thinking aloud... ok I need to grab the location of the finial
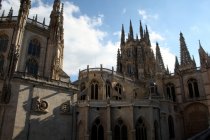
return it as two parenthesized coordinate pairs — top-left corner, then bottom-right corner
(8, 7), (13, 16)
(1, 10), (4, 18)
(43, 18), (45, 25)
(35, 14), (37, 22)
(140, 20), (144, 39)
(129, 20), (134, 39)
(61, 3), (64, 14)
(121, 24), (125, 45)
(199, 40), (202, 48)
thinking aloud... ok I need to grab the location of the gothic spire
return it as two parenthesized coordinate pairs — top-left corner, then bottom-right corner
(117, 48), (121, 72)
(50, 0), (61, 27)
(145, 25), (151, 46)
(179, 32), (193, 66)
(43, 18), (45, 25)
(156, 42), (165, 72)
(199, 40), (208, 69)
(140, 20), (143, 39)
(121, 24), (125, 46)
(128, 20), (134, 40)
(174, 56), (179, 74)
(8, 7), (13, 18)
(1, 10), (4, 18)
(0, 0), (2, 10)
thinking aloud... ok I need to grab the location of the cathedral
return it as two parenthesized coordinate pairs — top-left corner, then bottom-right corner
(0, 0), (210, 140)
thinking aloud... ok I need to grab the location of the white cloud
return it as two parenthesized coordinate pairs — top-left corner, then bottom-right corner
(2, 0), (119, 81)
(122, 8), (127, 15)
(138, 9), (158, 21)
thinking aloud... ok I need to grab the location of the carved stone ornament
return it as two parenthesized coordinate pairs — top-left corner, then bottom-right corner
(31, 97), (48, 113)
(60, 101), (71, 115)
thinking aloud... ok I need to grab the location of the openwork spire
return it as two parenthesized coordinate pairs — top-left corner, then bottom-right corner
(174, 56), (179, 74)
(156, 42), (165, 72)
(140, 20), (143, 39)
(199, 40), (208, 69)
(145, 25), (151, 46)
(128, 20), (134, 40)
(120, 24), (125, 46)
(117, 48), (121, 72)
(179, 32), (193, 66)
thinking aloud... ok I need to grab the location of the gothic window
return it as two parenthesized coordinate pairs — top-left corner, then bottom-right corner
(188, 79), (199, 98)
(0, 35), (9, 52)
(91, 80), (99, 100)
(136, 117), (147, 140)
(127, 64), (132, 75)
(149, 81), (157, 95)
(91, 118), (104, 140)
(0, 55), (4, 73)
(26, 59), (38, 75)
(106, 81), (111, 98)
(81, 82), (86, 91)
(119, 63), (122, 73)
(127, 48), (131, 57)
(166, 83), (176, 102)
(80, 82), (86, 100)
(168, 115), (175, 139)
(154, 121), (159, 140)
(115, 83), (122, 100)
(114, 119), (128, 140)
(28, 39), (40, 57)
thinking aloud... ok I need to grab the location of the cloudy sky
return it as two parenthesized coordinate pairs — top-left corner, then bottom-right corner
(2, 0), (210, 81)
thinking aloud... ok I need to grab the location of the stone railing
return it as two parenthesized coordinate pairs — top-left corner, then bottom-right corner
(188, 128), (210, 140)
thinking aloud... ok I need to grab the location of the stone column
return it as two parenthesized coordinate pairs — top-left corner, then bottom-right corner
(107, 105), (112, 140)
(130, 105), (136, 140)
(85, 105), (89, 140)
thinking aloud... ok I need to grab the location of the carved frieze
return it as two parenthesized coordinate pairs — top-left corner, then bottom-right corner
(60, 101), (71, 115)
(31, 97), (48, 113)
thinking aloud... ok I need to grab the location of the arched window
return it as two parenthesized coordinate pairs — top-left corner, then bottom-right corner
(91, 118), (104, 140)
(26, 59), (38, 75)
(136, 117), (147, 140)
(28, 39), (40, 57)
(154, 121), (159, 140)
(188, 79), (199, 98)
(149, 81), (157, 95)
(106, 81), (111, 98)
(114, 119), (127, 140)
(168, 116), (175, 139)
(0, 55), (4, 73)
(166, 83), (176, 102)
(115, 83), (122, 100)
(91, 80), (99, 100)
(80, 82), (86, 100)
(0, 35), (9, 52)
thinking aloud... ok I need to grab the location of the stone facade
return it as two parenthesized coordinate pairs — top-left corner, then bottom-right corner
(0, 0), (210, 140)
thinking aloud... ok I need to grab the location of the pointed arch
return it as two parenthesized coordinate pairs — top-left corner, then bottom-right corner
(115, 83), (122, 100)
(166, 83), (176, 102)
(154, 120), (159, 140)
(91, 118), (104, 140)
(187, 78), (199, 98)
(106, 80), (111, 98)
(114, 119), (128, 140)
(0, 34), (9, 52)
(168, 115), (175, 139)
(136, 117), (147, 140)
(26, 58), (38, 75)
(91, 80), (99, 100)
(28, 38), (41, 57)
(0, 54), (4, 74)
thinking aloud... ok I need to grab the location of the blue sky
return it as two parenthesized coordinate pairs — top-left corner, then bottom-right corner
(2, 0), (210, 81)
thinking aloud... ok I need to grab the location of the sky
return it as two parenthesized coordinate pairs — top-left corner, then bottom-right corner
(1, 0), (210, 81)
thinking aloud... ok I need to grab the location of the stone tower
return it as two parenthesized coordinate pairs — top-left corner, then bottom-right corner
(117, 20), (157, 80)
